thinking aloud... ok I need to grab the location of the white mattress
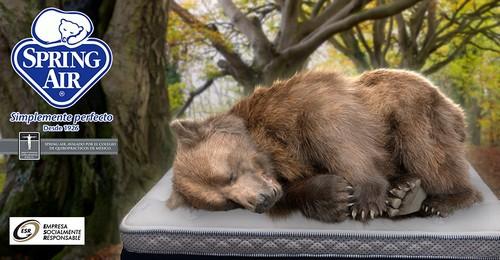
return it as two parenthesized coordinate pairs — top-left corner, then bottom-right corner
(120, 166), (500, 259)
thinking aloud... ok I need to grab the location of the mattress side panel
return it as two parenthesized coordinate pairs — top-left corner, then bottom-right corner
(121, 231), (500, 258)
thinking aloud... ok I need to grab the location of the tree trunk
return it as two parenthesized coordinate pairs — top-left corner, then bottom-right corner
(0, 0), (173, 258)
(254, 54), (309, 90)
(467, 98), (481, 146)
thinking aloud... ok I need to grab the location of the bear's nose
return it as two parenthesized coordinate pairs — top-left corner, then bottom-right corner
(254, 193), (274, 213)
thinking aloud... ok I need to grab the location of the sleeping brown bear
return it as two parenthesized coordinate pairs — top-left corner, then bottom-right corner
(166, 69), (482, 222)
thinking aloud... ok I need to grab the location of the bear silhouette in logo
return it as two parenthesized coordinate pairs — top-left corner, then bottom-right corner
(31, 8), (93, 47)
(59, 19), (87, 45)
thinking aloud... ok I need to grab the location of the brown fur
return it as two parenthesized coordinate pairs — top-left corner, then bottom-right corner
(167, 69), (482, 222)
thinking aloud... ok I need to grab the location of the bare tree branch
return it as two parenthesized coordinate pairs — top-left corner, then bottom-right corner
(480, 30), (500, 46)
(174, 0), (423, 91)
(317, 0), (366, 31)
(175, 76), (221, 118)
(311, 0), (328, 17)
(435, 0), (498, 43)
(409, 0), (429, 45)
(421, 0), (437, 54)
(332, 31), (371, 71)
(373, 16), (387, 66)
(301, 0), (352, 34)
(324, 0), (493, 73)
(355, 25), (373, 56)
(276, 0), (302, 50)
(284, 0), (422, 60)
(171, 1), (256, 87)
(438, 0), (470, 29)
(435, 0), (488, 37)
(244, 3), (277, 18)
(382, 16), (394, 56)
(217, 0), (274, 64)
(433, 19), (499, 54)
(329, 36), (351, 55)
(468, 40), (500, 53)
(422, 35), (473, 75)
(395, 12), (417, 68)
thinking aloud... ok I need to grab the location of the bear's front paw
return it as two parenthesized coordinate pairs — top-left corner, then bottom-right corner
(299, 175), (355, 223)
(350, 182), (388, 221)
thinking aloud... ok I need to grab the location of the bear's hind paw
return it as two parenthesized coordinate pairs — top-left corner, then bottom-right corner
(387, 178), (427, 217)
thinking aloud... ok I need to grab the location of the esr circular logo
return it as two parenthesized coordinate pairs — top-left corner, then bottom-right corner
(13, 219), (40, 242)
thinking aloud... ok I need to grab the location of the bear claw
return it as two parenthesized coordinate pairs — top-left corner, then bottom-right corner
(348, 181), (387, 222)
(370, 210), (376, 219)
(350, 201), (385, 221)
(387, 178), (427, 217)
(420, 204), (446, 217)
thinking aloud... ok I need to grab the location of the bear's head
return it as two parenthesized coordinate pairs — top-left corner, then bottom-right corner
(167, 114), (283, 213)
(59, 19), (83, 43)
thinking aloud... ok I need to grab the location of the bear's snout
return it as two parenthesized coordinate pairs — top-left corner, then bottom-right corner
(254, 193), (276, 213)
(224, 173), (283, 213)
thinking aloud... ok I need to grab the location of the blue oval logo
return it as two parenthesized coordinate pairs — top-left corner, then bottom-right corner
(11, 8), (112, 109)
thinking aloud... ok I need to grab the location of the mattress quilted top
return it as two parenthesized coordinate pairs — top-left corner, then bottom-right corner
(121, 165), (500, 235)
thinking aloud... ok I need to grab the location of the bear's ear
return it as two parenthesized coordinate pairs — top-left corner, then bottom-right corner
(167, 189), (186, 209)
(170, 119), (206, 147)
(78, 26), (83, 32)
(211, 115), (246, 135)
(61, 19), (68, 23)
